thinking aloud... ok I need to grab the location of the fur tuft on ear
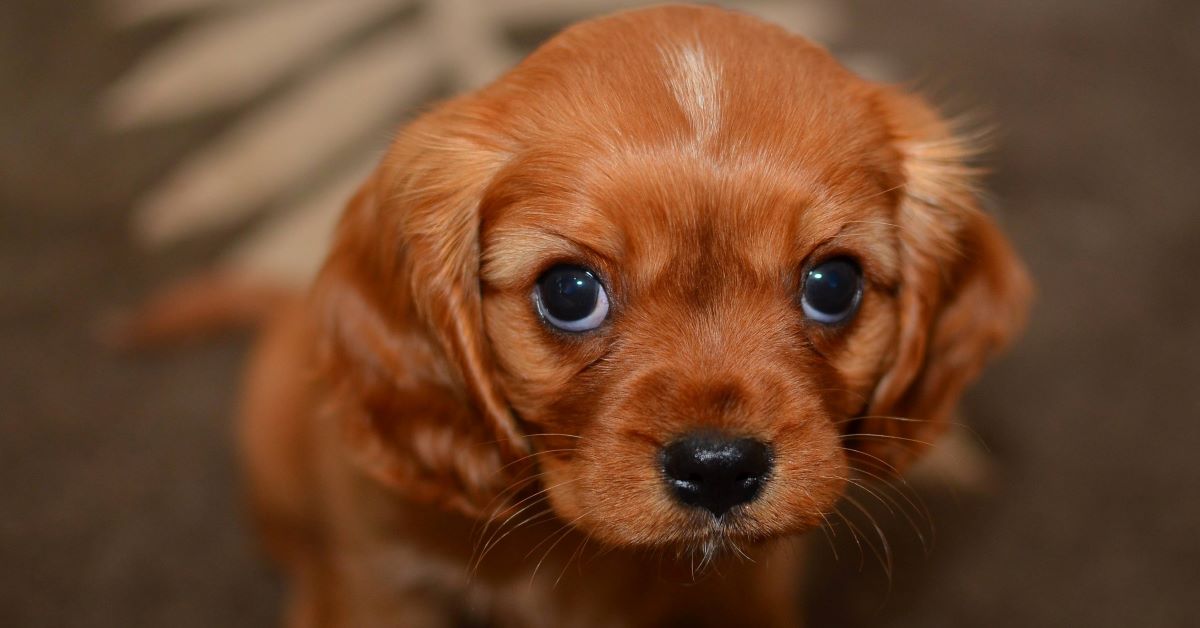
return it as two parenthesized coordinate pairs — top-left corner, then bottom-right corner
(310, 103), (529, 517)
(856, 91), (1033, 471)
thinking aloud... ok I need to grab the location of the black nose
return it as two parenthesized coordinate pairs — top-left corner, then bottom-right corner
(661, 434), (772, 517)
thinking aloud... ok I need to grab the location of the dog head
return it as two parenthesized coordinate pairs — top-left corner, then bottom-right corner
(313, 6), (1030, 550)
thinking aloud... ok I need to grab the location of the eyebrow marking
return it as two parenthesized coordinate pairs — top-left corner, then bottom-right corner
(663, 41), (722, 142)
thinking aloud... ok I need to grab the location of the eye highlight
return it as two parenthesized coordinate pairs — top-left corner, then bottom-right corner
(801, 257), (863, 325)
(534, 265), (610, 332)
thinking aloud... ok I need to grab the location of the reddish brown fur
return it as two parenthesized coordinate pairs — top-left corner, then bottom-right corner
(240, 5), (1031, 626)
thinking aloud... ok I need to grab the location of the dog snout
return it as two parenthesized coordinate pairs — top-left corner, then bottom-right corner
(661, 434), (771, 517)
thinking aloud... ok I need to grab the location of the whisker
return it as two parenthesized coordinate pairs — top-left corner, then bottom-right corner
(728, 536), (754, 564)
(845, 478), (895, 516)
(845, 464), (932, 553)
(494, 448), (577, 474)
(832, 508), (867, 571)
(472, 478), (580, 572)
(471, 432), (583, 449)
(839, 432), (938, 449)
(842, 446), (938, 549)
(817, 515), (839, 562)
(841, 445), (902, 477)
(478, 466), (555, 509)
(471, 470), (551, 542)
(800, 484), (840, 560)
(554, 529), (594, 588)
(838, 414), (990, 452)
(841, 494), (894, 593)
(471, 497), (554, 576)
(529, 510), (592, 586)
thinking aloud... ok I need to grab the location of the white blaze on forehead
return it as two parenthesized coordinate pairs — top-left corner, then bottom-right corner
(662, 42), (722, 142)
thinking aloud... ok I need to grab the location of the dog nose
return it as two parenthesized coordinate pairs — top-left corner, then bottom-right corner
(661, 434), (771, 517)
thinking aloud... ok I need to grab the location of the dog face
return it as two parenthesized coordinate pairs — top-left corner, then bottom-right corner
(479, 135), (906, 546)
(314, 6), (1030, 551)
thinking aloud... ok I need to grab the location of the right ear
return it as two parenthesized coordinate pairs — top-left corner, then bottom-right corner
(311, 105), (529, 517)
(854, 90), (1032, 471)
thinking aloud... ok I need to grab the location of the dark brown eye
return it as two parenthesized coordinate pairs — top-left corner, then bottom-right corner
(534, 265), (609, 332)
(801, 258), (863, 324)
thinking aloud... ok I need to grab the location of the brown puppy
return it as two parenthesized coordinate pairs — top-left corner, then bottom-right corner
(239, 5), (1031, 626)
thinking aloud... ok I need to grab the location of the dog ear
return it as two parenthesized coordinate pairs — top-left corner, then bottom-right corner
(854, 92), (1033, 472)
(311, 104), (529, 517)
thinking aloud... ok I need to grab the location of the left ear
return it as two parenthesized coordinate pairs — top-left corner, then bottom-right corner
(311, 102), (530, 518)
(856, 90), (1033, 471)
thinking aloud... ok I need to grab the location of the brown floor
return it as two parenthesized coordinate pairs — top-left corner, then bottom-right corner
(2, 1), (1198, 626)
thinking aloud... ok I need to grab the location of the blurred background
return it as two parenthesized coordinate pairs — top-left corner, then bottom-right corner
(2, 0), (1198, 626)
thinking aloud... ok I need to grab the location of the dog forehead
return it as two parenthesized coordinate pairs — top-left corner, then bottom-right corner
(477, 6), (901, 290)
(480, 147), (885, 289)
(580, 156), (805, 272)
(488, 4), (886, 156)
(587, 154), (890, 281)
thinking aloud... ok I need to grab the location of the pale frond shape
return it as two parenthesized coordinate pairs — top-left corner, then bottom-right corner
(132, 23), (437, 246)
(106, 0), (267, 27)
(102, 0), (403, 128)
(737, 0), (845, 43)
(489, 0), (842, 45)
(839, 51), (901, 83)
(222, 153), (380, 286)
(491, 0), (648, 25)
(109, 0), (872, 289)
(907, 428), (995, 494)
(426, 0), (520, 89)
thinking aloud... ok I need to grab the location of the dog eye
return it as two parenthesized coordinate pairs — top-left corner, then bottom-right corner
(534, 265), (610, 332)
(801, 257), (863, 324)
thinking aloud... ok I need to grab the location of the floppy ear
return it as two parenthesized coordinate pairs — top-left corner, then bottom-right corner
(855, 92), (1033, 471)
(311, 105), (529, 517)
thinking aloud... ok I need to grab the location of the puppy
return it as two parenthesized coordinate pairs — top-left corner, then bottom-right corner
(239, 5), (1031, 626)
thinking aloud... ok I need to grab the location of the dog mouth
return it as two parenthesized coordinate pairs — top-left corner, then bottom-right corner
(660, 510), (782, 571)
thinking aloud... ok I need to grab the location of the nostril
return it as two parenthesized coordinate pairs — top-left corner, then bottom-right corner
(734, 439), (770, 477)
(661, 434), (773, 517)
